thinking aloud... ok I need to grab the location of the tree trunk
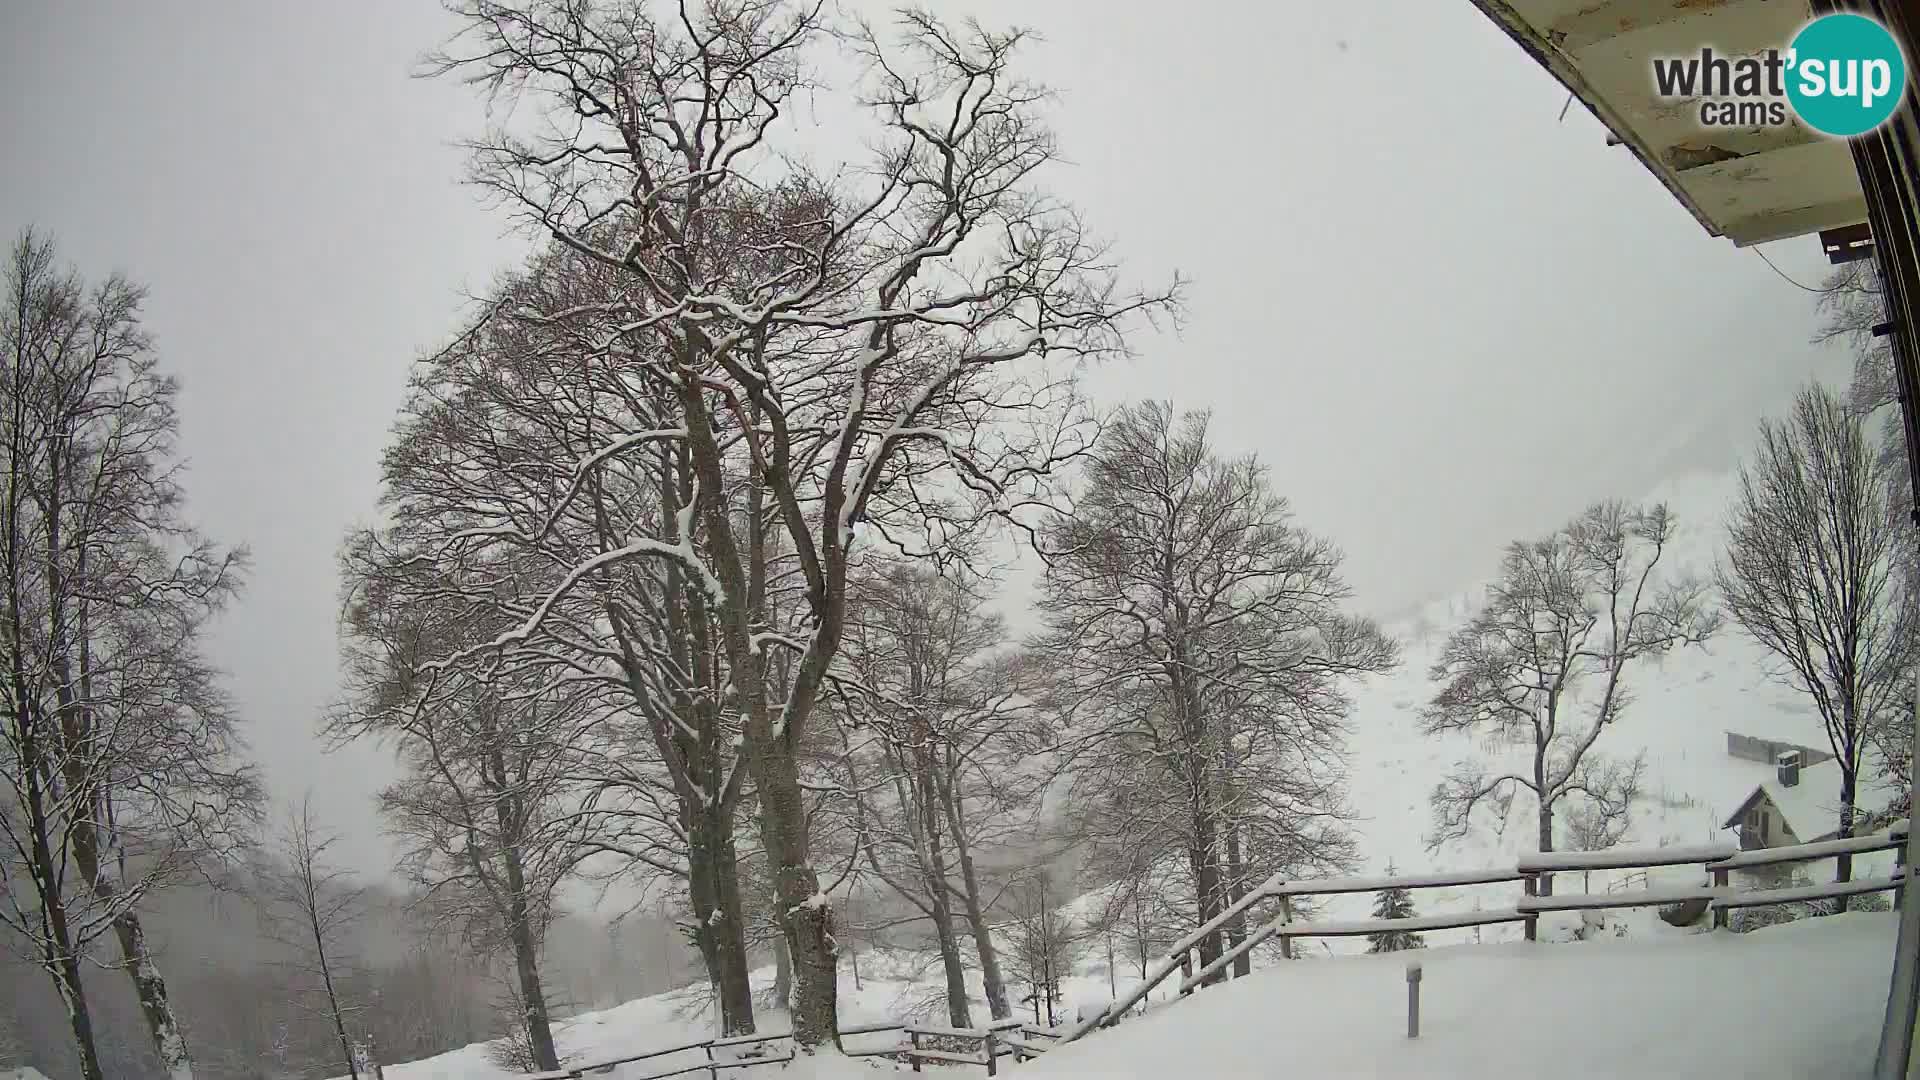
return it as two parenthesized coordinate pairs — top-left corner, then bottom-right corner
(1171, 656), (1223, 976)
(69, 819), (194, 1080)
(675, 374), (835, 1050)
(53, 946), (105, 1080)
(28, 780), (103, 1080)
(499, 840), (559, 1071)
(710, 823), (757, 1034)
(1186, 817), (1225, 978)
(1105, 933), (1116, 999)
(939, 770), (1010, 1019)
(913, 754), (970, 1028)
(506, 907), (560, 1072)
(925, 856), (971, 1028)
(773, 934), (792, 1011)
(1534, 746), (1555, 898)
(312, 901), (358, 1080)
(114, 910), (193, 1080)
(16, 710), (104, 1080)
(1223, 824), (1250, 978)
(689, 811), (756, 1035)
(746, 736), (836, 1047)
(687, 865), (724, 1024)
(1837, 764), (1859, 913)
(1536, 802), (1556, 898)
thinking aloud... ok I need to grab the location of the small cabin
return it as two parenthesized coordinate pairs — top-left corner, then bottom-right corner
(1722, 751), (1894, 852)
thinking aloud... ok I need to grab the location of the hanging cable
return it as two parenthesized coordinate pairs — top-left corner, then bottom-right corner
(1753, 247), (1825, 293)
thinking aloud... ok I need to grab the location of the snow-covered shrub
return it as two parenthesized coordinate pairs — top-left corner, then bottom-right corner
(1808, 890), (1892, 917)
(485, 1023), (543, 1073)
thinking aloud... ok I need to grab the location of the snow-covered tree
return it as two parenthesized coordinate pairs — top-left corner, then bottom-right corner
(420, 0), (1172, 1046)
(1365, 864), (1424, 953)
(1005, 871), (1079, 1027)
(1038, 402), (1394, 982)
(363, 243), (769, 1034)
(1424, 501), (1716, 893)
(0, 229), (259, 1080)
(833, 560), (1038, 1023)
(253, 796), (370, 1080)
(332, 548), (597, 1073)
(1720, 385), (1916, 904)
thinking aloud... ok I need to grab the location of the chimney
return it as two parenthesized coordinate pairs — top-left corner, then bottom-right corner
(1778, 750), (1802, 788)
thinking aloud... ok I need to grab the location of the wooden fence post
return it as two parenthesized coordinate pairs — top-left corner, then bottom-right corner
(910, 1028), (921, 1073)
(1898, 842), (1909, 911)
(704, 1040), (716, 1080)
(1523, 874), (1537, 941)
(984, 1029), (997, 1076)
(1712, 867), (1730, 929)
(1280, 894), (1295, 960)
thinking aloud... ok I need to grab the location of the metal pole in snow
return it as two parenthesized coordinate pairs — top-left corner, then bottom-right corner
(1406, 961), (1422, 1039)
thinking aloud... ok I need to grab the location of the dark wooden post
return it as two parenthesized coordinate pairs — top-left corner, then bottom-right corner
(1523, 875), (1537, 942)
(909, 1029), (921, 1073)
(1898, 840), (1909, 911)
(1279, 894), (1295, 960)
(1712, 867), (1730, 929)
(703, 1040), (717, 1080)
(984, 1029), (997, 1077)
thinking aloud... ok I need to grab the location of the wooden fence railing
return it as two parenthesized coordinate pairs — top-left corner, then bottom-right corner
(1052, 821), (1913, 1048)
(536, 824), (1912, 1075)
(556, 1015), (1048, 1079)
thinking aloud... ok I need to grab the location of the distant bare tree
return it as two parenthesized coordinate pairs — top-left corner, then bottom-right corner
(1424, 501), (1716, 892)
(1720, 384), (1916, 904)
(834, 559), (1038, 1023)
(1081, 855), (1181, 993)
(1038, 401), (1394, 979)
(1004, 871), (1079, 1027)
(1565, 799), (1633, 893)
(255, 796), (369, 1080)
(0, 229), (258, 1080)
(333, 546), (604, 1073)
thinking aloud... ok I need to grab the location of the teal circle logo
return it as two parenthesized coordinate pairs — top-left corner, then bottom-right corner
(1786, 14), (1906, 137)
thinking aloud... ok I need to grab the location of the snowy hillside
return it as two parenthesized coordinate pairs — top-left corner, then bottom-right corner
(1328, 468), (1896, 938)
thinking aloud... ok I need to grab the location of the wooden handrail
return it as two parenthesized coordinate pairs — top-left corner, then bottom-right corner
(562, 826), (1909, 1076)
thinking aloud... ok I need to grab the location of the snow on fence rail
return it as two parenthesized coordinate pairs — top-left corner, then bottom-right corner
(1051, 822), (1916, 1049)
(561, 1015), (1036, 1078)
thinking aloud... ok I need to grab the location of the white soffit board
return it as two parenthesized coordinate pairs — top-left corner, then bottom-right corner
(1471, 0), (1868, 245)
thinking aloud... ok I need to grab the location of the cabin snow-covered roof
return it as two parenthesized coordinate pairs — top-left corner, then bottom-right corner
(1721, 758), (1899, 842)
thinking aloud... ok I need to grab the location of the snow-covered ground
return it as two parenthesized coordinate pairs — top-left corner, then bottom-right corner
(1026, 912), (1901, 1080)
(355, 912), (1900, 1080)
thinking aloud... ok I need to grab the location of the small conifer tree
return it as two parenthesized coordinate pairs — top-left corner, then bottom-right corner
(1367, 863), (1427, 953)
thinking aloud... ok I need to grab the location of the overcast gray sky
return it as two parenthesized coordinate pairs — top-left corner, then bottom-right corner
(0, 2), (1847, 876)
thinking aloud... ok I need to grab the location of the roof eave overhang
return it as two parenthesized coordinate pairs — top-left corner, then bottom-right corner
(1466, 0), (1870, 247)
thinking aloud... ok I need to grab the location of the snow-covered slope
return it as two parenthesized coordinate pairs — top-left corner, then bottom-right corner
(1024, 912), (1900, 1080)
(1329, 469), (1893, 937)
